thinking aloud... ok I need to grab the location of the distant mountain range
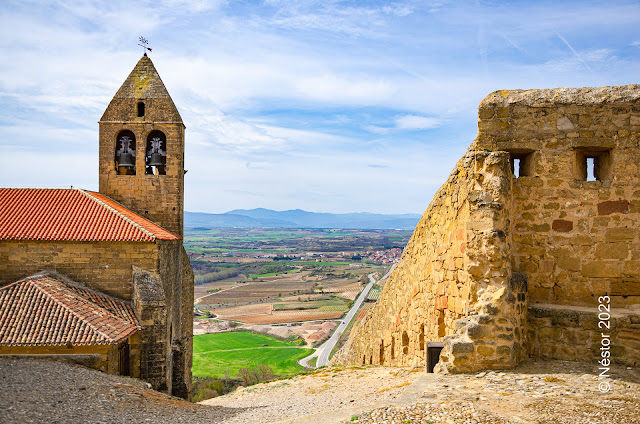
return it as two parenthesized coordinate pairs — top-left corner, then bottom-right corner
(184, 208), (421, 230)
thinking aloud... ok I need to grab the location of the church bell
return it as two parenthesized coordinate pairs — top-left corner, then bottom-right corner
(149, 152), (164, 167)
(118, 152), (135, 167)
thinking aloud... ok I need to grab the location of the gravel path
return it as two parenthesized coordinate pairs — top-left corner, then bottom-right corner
(2, 356), (638, 424)
(203, 359), (640, 424)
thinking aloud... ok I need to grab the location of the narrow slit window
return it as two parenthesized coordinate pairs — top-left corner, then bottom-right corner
(508, 151), (533, 178)
(513, 158), (521, 178)
(576, 149), (612, 182)
(137, 102), (145, 117)
(586, 157), (596, 181)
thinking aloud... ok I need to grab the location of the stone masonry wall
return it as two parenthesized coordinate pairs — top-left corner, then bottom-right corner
(130, 240), (192, 396)
(176, 248), (194, 398)
(133, 265), (169, 392)
(0, 238), (192, 394)
(99, 55), (185, 238)
(340, 85), (640, 372)
(476, 86), (640, 309)
(527, 303), (640, 367)
(336, 150), (472, 367)
(0, 240), (157, 299)
(336, 148), (525, 371)
(436, 151), (527, 372)
(99, 122), (185, 238)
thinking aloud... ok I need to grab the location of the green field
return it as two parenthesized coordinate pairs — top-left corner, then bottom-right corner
(192, 332), (312, 378)
(248, 269), (301, 279)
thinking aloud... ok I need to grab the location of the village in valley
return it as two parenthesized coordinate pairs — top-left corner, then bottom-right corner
(185, 226), (407, 381)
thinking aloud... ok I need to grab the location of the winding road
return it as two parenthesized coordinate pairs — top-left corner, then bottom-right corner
(301, 264), (396, 368)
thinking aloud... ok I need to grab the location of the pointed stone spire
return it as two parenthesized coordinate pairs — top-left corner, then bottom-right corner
(100, 55), (183, 123)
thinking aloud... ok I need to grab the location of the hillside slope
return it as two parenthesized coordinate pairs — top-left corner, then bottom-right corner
(3, 357), (638, 424)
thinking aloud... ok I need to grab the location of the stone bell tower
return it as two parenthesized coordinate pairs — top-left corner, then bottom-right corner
(99, 54), (185, 237)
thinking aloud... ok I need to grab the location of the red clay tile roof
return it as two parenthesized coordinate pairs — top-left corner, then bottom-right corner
(0, 274), (141, 346)
(0, 188), (179, 242)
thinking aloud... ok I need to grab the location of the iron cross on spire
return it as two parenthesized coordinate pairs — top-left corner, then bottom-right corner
(138, 37), (152, 56)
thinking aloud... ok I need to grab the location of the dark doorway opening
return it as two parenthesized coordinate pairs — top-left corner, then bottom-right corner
(118, 342), (130, 376)
(426, 341), (444, 373)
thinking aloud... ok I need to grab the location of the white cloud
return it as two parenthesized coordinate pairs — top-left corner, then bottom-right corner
(2, 0), (640, 214)
(160, 0), (225, 12)
(364, 115), (442, 134)
(395, 115), (441, 130)
(295, 74), (396, 104)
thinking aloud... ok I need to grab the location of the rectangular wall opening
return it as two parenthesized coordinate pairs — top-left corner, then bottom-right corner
(426, 341), (444, 373)
(586, 157), (596, 181)
(575, 149), (612, 181)
(508, 151), (534, 178)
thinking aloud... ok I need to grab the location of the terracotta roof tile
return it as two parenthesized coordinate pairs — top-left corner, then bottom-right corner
(0, 188), (179, 242)
(0, 274), (141, 346)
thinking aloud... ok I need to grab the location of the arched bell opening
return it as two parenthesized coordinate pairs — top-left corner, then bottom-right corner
(115, 130), (136, 175)
(146, 130), (166, 175)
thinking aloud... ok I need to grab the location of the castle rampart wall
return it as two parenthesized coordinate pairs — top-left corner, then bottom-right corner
(335, 148), (526, 370)
(477, 86), (640, 309)
(339, 85), (640, 371)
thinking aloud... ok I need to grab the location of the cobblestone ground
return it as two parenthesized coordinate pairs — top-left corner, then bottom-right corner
(354, 361), (640, 424)
(1, 357), (638, 424)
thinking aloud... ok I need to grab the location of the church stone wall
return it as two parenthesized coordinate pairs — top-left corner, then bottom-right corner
(97, 55), (193, 397)
(99, 122), (185, 238)
(0, 238), (193, 391)
(0, 240), (157, 299)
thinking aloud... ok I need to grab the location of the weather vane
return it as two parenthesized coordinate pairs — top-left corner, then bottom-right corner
(138, 36), (152, 56)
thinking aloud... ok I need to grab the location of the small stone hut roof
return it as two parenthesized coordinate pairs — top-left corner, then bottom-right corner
(0, 188), (179, 242)
(0, 274), (141, 346)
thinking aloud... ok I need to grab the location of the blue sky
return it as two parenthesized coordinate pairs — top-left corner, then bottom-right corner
(1, 0), (639, 214)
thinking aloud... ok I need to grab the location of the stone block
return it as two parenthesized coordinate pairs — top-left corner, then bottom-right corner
(556, 256), (581, 272)
(538, 326), (563, 340)
(557, 116), (575, 131)
(597, 200), (629, 215)
(466, 322), (485, 339)
(532, 223), (551, 232)
(581, 261), (621, 278)
(552, 219), (573, 232)
(605, 228), (636, 242)
(477, 345), (495, 356)
(497, 333), (514, 341)
(595, 243), (629, 260)
(623, 261), (640, 277)
(569, 234), (595, 245)
(548, 345), (577, 361)
(611, 279), (640, 296)
(450, 341), (474, 354)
